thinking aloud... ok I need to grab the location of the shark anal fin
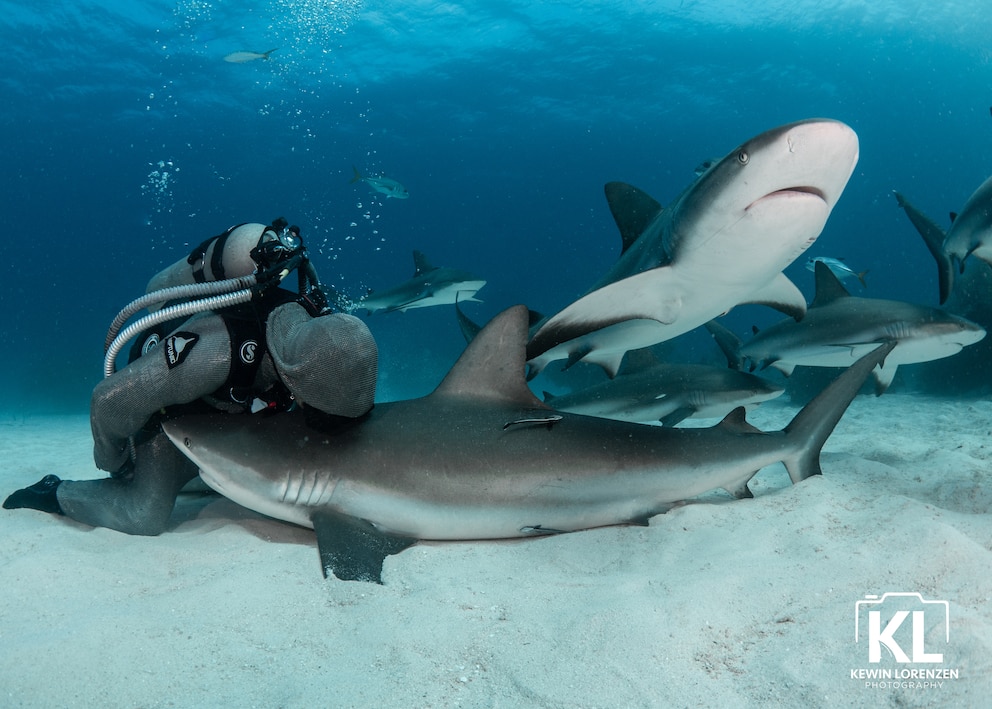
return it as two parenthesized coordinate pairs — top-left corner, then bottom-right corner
(312, 510), (416, 584)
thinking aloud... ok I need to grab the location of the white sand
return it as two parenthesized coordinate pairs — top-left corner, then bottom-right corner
(1, 394), (990, 708)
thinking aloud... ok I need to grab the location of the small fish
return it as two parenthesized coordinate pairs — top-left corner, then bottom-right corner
(224, 48), (279, 64)
(350, 166), (409, 199)
(805, 256), (867, 287)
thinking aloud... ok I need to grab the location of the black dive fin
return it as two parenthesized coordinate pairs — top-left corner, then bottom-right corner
(312, 510), (416, 584)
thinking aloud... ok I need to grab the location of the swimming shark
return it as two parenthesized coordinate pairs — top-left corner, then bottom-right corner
(542, 359), (785, 426)
(894, 178), (992, 305)
(163, 305), (892, 584)
(734, 261), (985, 394)
(525, 119), (860, 378)
(350, 166), (409, 199)
(355, 251), (486, 315)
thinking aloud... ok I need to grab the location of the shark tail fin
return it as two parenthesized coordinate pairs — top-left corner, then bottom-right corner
(780, 341), (895, 483)
(262, 48), (279, 59)
(893, 191), (954, 304)
(350, 166), (362, 184)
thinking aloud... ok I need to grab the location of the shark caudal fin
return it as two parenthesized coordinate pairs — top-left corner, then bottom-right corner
(780, 341), (896, 483)
(893, 191), (954, 304)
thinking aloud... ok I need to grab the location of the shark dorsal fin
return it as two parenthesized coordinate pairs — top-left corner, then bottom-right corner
(717, 407), (762, 434)
(412, 250), (436, 277)
(434, 305), (549, 408)
(811, 260), (851, 308)
(604, 182), (664, 255)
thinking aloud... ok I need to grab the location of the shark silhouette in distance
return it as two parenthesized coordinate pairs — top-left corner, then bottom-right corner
(721, 261), (985, 395)
(894, 178), (992, 304)
(525, 119), (860, 379)
(164, 305), (893, 584)
(350, 166), (409, 199)
(355, 250), (486, 315)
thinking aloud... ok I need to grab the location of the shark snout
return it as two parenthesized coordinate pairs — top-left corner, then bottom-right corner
(768, 119), (859, 209)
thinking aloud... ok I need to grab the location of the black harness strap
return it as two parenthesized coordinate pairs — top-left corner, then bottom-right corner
(187, 223), (246, 283)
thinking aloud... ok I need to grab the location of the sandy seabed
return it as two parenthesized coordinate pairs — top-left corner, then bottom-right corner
(0, 393), (989, 708)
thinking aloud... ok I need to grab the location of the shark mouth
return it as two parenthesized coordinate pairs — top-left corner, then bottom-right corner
(746, 185), (828, 211)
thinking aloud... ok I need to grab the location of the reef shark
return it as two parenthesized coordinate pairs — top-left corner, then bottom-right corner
(164, 305), (892, 584)
(350, 166), (409, 199)
(542, 359), (784, 427)
(733, 261), (985, 394)
(355, 250), (486, 314)
(526, 119), (860, 378)
(894, 177), (992, 304)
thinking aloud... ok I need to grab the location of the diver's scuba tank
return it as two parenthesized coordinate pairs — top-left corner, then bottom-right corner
(103, 218), (327, 377)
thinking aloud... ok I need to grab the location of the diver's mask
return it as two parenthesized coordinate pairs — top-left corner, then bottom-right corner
(250, 223), (304, 271)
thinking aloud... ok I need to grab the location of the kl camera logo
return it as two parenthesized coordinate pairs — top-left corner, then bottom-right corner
(854, 592), (949, 663)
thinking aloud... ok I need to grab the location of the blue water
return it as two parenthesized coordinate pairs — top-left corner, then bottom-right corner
(3, 0), (991, 412)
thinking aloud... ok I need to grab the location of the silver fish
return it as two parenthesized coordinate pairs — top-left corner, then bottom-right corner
(223, 48), (278, 63)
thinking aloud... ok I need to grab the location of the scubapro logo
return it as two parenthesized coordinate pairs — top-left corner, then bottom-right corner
(141, 333), (161, 356)
(240, 340), (258, 365)
(165, 332), (199, 369)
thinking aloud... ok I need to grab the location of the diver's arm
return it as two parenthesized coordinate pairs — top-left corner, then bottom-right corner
(90, 312), (232, 472)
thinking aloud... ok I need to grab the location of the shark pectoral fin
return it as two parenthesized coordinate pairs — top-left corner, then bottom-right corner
(526, 268), (683, 360)
(724, 477), (756, 500)
(659, 406), (695, 427)
(770, 361), (795, 377)
(311, 510), (416, 584)
(743, 273), (807, 321)
(872, 362), (898, 396)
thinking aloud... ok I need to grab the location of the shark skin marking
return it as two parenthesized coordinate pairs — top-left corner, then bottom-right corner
(165, 306), (891, 584)
(526, 119), (860, 378)
(736, 261), (986, 395)
(356, 250), (486, 315)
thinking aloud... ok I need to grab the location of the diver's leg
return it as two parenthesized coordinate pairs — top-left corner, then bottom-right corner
(56, 431), (198, 536)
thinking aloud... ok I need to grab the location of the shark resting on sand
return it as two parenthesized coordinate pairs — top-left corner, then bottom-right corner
(526, 118), (860, 378)
(355, 250), (486, 315)
(164, 306), (893, 584)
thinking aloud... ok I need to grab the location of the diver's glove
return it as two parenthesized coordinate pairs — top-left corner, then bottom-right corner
(3, 475), (64, 515)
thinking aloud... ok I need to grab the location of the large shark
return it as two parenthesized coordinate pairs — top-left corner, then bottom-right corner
(733, 261), (985, 394)
(164, 305), (891, 584)
(526, 119), (860, 378)
(355, 250), (486, 315)
(894, 178), (992, 304)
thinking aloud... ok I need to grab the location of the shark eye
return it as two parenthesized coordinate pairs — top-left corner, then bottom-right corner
(737, 150), (750, 165)
(183, 437), (192, 448)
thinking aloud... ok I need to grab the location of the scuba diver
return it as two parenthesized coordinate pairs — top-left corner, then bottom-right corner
(3, 218), (378, 535)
